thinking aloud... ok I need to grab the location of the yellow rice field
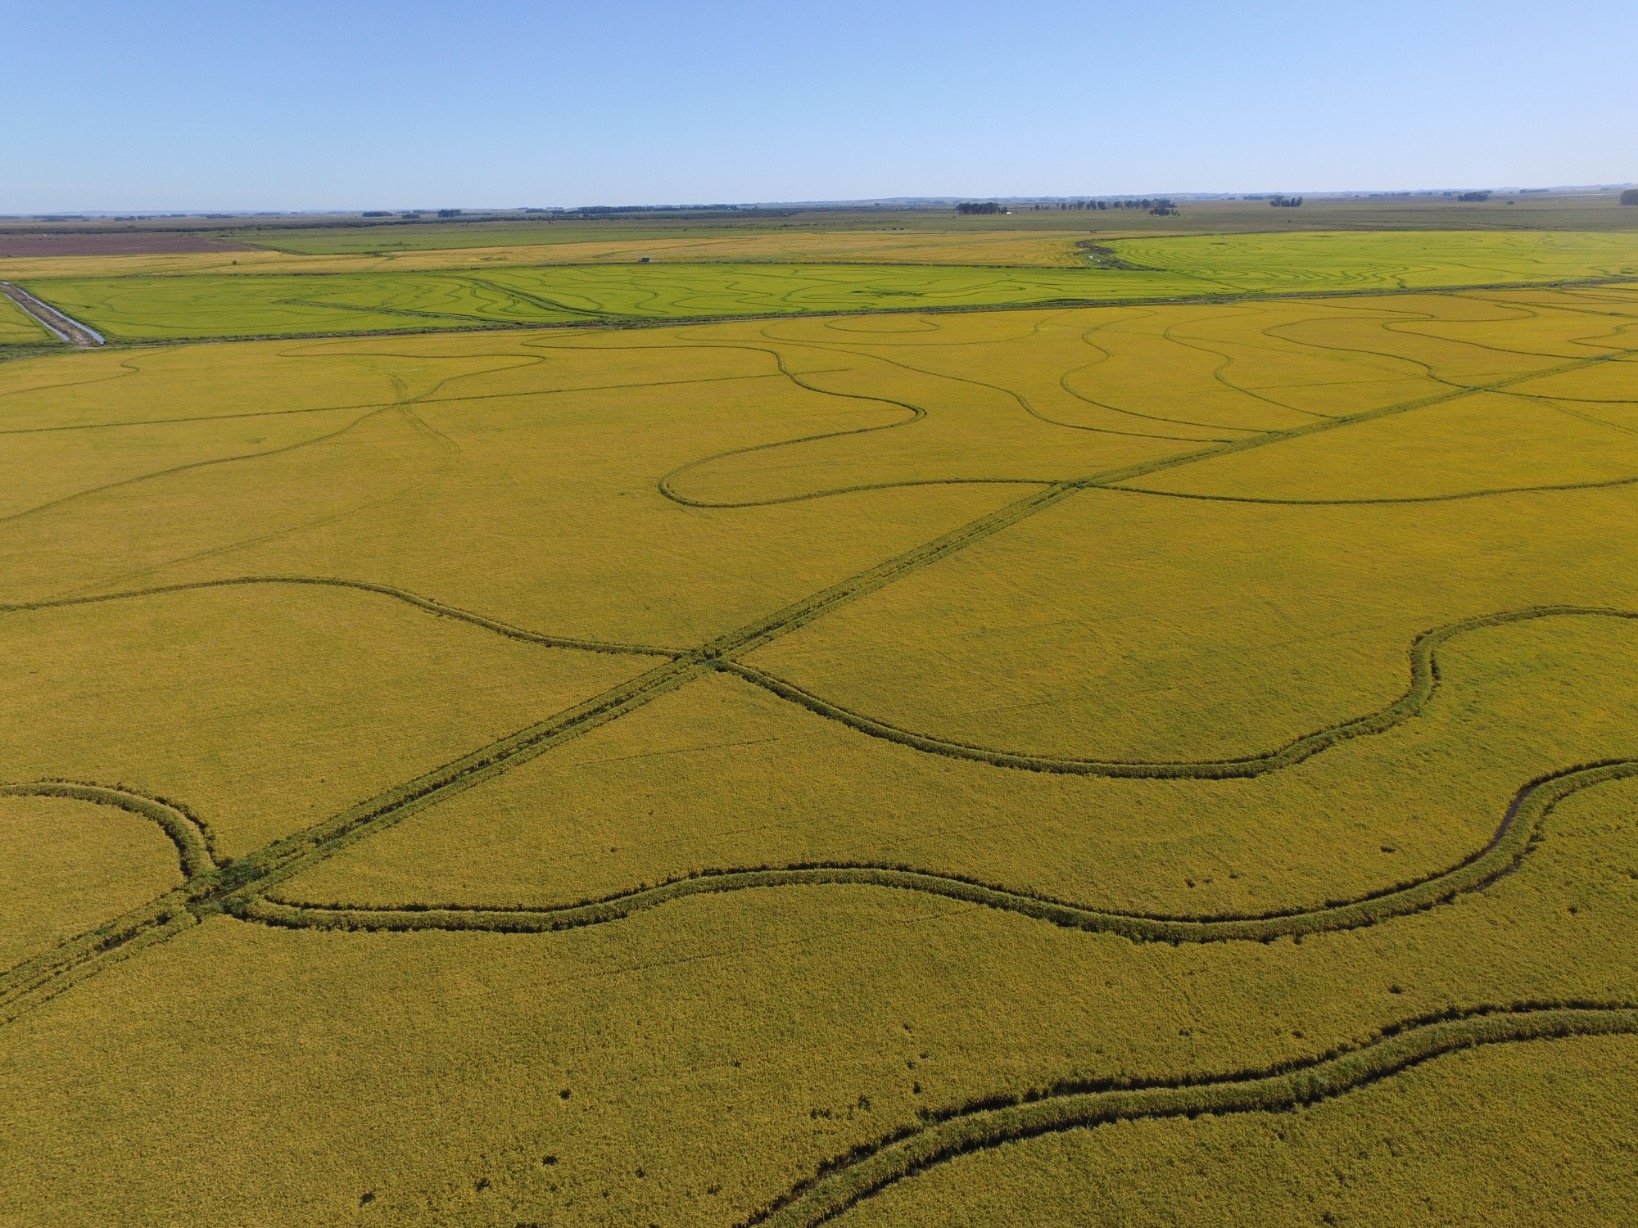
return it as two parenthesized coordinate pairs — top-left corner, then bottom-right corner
(1, 272), (1634, 1224)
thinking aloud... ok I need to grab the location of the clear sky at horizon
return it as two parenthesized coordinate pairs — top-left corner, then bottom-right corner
(4, 0), (1634, 213)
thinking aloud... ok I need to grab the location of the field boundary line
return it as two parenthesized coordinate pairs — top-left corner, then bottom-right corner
(0, 576), (682, 659)
(1106, 473), (1638, 506)
(0, 659), (710, 1021)
(0, 779), (214, 878)
(663, 332), (1634, 513)
(0, 781), (214, 1024)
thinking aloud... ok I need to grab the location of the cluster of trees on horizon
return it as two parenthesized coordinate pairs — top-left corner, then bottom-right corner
(944, 187), (1638, 215)
(1030, 199), (1176, 212)
(957, 199), (1184, 216)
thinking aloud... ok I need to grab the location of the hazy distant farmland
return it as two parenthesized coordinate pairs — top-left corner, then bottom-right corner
(0, 226), (1635, 1225)
(226, 193), (1638, 255)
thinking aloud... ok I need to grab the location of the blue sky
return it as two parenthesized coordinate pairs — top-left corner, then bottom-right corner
(4, 0), (1634, 212)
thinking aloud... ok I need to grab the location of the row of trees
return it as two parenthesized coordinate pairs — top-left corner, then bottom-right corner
(959, 198), (1193, 214)
(1028, 199), (1176, 212)
(1269, 195), (1304, 208)
(1621, 189), (1638, 206)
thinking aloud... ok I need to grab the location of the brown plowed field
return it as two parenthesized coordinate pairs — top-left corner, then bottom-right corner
(0, 233), (252, 257)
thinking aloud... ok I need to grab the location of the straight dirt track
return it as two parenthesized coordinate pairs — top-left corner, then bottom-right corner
(0, 282), (103, 346)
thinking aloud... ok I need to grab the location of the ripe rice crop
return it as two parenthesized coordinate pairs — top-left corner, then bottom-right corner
(0, 273), (1634, 1224)
(0, 292), (52, 345)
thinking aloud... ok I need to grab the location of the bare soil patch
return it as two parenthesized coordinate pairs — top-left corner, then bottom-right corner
(0, 233), (253, 257)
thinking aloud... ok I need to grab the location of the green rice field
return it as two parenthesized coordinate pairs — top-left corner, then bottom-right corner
(19, 230), (1638, 342)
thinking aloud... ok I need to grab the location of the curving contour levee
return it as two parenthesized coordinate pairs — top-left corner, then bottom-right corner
(722, 606), (1638, 778)
(0, 779), (214, 879)
(0, 781), (215, 1022)
(242, 758), (1638, 942)
(0, 574), (682, 659)
(737, 1002), (1638, 1227)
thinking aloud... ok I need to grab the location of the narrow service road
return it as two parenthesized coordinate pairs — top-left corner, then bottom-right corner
(0, 282), (104, 346)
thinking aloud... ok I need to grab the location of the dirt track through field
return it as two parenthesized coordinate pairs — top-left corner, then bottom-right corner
(0, 282), (104, 346)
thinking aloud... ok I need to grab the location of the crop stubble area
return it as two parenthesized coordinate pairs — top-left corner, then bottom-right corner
(0, 238), (1636, 1226)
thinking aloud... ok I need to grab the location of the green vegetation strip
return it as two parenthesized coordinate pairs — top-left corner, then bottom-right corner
(739, 1003), (1638, 1227)
(18, 259), (1638, 343)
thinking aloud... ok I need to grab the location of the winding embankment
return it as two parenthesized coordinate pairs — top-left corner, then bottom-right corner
(738, 1003), (1638, 1227)
(2, 579), (1633, 951)
(244, 758), (1638, 941)
(725, 607), (1638, 778)
(0, 782), (214, 1023)
(0, 779), (214, 878)
(0, 575), (680, 659)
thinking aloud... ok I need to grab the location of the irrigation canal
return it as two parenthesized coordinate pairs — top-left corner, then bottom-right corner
(0, 282), (105, 346)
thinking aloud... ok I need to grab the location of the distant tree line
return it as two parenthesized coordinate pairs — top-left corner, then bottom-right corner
(1269, 196), (1304, 208)
(1027, 199), (1179, 213)
(577, 203), (780, 215)
(1455, 190), (1492, 202)
(956, 202), (1005, 215)
(1622, 189), (1638, 206)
